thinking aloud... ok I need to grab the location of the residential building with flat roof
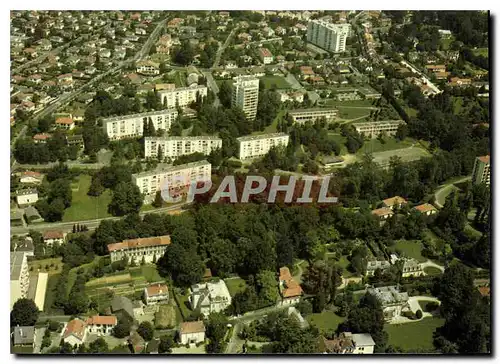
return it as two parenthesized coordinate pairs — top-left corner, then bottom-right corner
(102, 109), (178, 141)
(158, 85), (208, 108)
(232, 76), (260, 121)
(236, 133), (289, 160)
(144, 136), (222, 160)
(472, 155), (490, 186)
(11, 252), (30, 309)
(352, 120), (406, 138)
(132, 160), (212, 202)
(307, 20), (351, 53)
(288, 108), (338, 124)
(27, 272), (48, 311)
(108, 235), (171, 264)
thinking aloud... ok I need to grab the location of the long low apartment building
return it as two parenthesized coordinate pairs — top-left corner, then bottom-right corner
(158, 85), (208, 108)
(11, 252), (30, 309)
(108, 235), (171, 264)
(237, 133), (289, 160)
(144, 136), (222, 160)
(132, 160), (212, 202)
(288, 108), (338, 124)
(352, 120), (406, 138)
(102, 109), (178, 140)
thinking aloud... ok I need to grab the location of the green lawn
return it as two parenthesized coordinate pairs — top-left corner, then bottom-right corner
(472, 47), (488, 57)
(404, 107), (418, 117)
(225, 277), (247, 297)
(418, 300), (439, 312)
(260, 75), (290, 89)
(357, 138), (414, 155)
(67, 256), (102, 295)
(43, 273), (61, 313)
(141, 264), (163, 282)
(465, 223), (482, 238)
(174, 288), (193, 319)
(424, 267), (443, 276)
(385, 317), (445, 352)
(306, 311), (344, 334)
(62, 174), (112, 222)
(174, 71), (187, 87)
(440, 36), (454, 51)
(322, 99), (377, 108)
(391, 240), (427, 263)
(337, 107), (372, 120)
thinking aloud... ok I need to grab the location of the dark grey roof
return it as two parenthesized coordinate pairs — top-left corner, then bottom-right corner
(10, 252), (26, 281)
(111, 296), (134, 319)
(16, 237), (34, 253)
(13, 326), (35, 345)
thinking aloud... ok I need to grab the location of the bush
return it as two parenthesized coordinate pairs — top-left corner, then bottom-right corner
(48, 321), (60, 331)
(296, 300), (313, 316)
(415, 309), (423, 319)
(423, 301), (439, 312)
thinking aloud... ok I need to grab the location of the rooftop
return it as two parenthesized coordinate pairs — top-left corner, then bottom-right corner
(108, 235), (171, 252)
(237, 132), (288, 142)
(146, 283), (169, 297)
(63, 318), (87, 340)
(413, 203), (437, 213)
(180, 320), (206, 334)
(477, 155), (490, 164)
(131, 160), (211, 179)
(382, 196), (408, 207)
(101, 109), (177, 124)
(10, 252), (26, 281)
(145, 136), (222, 142)
(86, 315), (118, 326)
(371, 207), (394, 217)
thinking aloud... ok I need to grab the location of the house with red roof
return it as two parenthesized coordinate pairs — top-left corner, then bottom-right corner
(144, 283), (169, 305)
(43, 231), (66, 246)
(63, 319), (87, 346)
(55, 117), (75, 130)
(413, 203), (438, 216)
(278, 267), (303, 306)
(86, 315), (118, 336)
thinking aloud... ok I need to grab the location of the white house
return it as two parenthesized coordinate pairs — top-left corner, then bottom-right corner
(16, 189), (38, 206)
(86, 315), (118, 336)
(367, 286), (410, 321)
(63, 319), (87, 346)
(189, 280), (232, 316)
(179, 321), (205, 345)
(43, 231), (66, 246)
(144, 283), (169, 305)
(401, 258), (424, 278)
(108, 235), (171, 264)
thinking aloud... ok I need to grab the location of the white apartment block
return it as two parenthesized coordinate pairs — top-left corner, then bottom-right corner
(102, 109), (178, 141)
(237, 133), (290, 160)
(307, 20), (351, 53)
(158, 85), (208, 109)
(11, 252), (30, 309)
(108, 235), (172, 264)
(472, 155), (490, 186)
(288, 108), (338, 124)
(232, 76), (260, 121)
(352, 120), (406, 138)
(144, 136), (222, 160)
(131, 160), (212, 201)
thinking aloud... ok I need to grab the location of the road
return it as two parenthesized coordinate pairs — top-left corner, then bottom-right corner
(11, 203), (188, 235)
(213, 26), (238, 69)
(135, 17), (167, 61)
(14, 161), (106, 171)
(203, 70), (220, 107)
(434, 176), (471, 208)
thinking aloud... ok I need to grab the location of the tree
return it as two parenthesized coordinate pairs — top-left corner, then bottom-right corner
(152, 191), (164, 208)
(158, 334), (174, 353)
(137, 321), (154, 341)
(157, 244), (205, 287)
(11, 298), (39, 326)
(205, 312), (228, 353)
(256, 270), (279, 305)
(218, 81), (233, 108)
(113, 320), (131, 338)
(108, 182), (143, 216)
(88, 338), (109, 353)
(88, 176), (105, 196)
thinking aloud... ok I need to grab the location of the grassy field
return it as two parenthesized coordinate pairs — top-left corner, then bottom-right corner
(391, 240), (427, 262)
(357, 138), (415, 155)
(225, 277), (247, 297)
(337, 107), (372, 120)
(43, 273), (61, 313)
(28, 257), (63, 275)
(62, 174), (112, 222)
(404, 107), (418, 118)
(385, 317), (445, 352)
(154, 304), (178, 328)
(306, 311), (344, 334)
(175, 288), (193, 319)
(67, 256), (103, 296)
(372, 146), (430, 168)
(260, 75), (291, 89)
(424, 267), (443, 276)
(472, 47), (488, 57)
(322, 99), (377, 108)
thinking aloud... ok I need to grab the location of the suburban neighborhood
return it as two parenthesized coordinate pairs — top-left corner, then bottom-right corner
(10, 10), (490, 355)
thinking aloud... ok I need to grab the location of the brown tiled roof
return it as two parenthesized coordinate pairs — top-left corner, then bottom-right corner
(22, 171), (42, 178)
(279, 266), (303, 298)
(107, 235), (171, 252)
(55, 117), (74, 125)
(478, 286), (490, 297)
(180, 321), (205, 334)
(371, 207), (394, 217)
(320, 335), (354, 353)
(43, 230), (64, 240)
(414, 203), (437, 213)
(382, 196), (407, 207)
(63, 319), (86, 340)
(478, 155), (490, 164)
(33, 133), (52, 140)
(86, 315), (117, 326)
(146, 283), (168, 297)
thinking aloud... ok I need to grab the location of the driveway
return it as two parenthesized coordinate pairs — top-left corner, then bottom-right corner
(434, 176), (471, 208)
(388, 296), (441, 325)
(33, 328), (46, 354)
(421, 260), (445, 273)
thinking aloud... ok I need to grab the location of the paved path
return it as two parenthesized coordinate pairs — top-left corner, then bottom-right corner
(202, 70), (220, 107)
(388, 296), (440, 325)
(434, 176), (471, 208)
(292, 260), (306, 284)
(11, 203), (188, 235)
(213, 26), (238, 69)
(421, 260), (445, 273)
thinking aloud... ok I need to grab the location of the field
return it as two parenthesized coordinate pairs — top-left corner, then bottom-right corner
(86, 273), (132, 287)
(357, 138), (415, 155)
(385, 317), (445, 352)
(390, 240), (427, 263)
(404, 107), (418, 118)
(472, 47), (488, 57)
(174, 288), (193, 319)
(371, 146), (430, 168)
(321, 99), (377, 108)
(306, 311), (344, 334)
(337, 107), (372, 120)
(424, 267), (443, 276)
(154, 304), (178, 328)
(225, 277), (247, 297)
(260, 75), (291, 89)
(28, 257), (63, 275)
(43, 273), (62, 313)
(62, 174), (112, 222)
